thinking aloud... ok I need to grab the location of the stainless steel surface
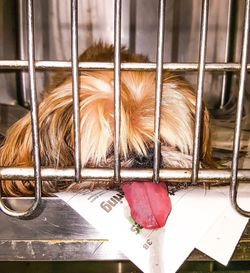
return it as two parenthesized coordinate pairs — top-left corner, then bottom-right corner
(16, 0), (132, 105)
(230, 0), (250, 218)
(11, 0), (245, 108)
(192, 0), (209, 185)
(134, 0), (246, 109)
(220, 0), (234, 109)
(0, 167), (250, 183)
(17, 0), (50, 105)
(153, 0), (166, 184)
(0, 197), (249, 261)
(0, 197), (126, 261)
(114, 0), (122, 185)
(71, 0), (81, 183)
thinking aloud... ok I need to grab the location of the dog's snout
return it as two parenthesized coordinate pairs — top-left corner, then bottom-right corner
(133, 148), (159, 168)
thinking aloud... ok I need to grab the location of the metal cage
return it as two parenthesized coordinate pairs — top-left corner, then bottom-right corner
(0, 0), (249, 266)
(0, 0), (249, 218)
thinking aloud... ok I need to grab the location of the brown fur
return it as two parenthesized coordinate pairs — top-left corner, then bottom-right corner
(0, 43), (211, 196)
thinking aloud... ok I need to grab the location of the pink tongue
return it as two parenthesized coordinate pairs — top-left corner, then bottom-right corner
(121, 181), (172, 229)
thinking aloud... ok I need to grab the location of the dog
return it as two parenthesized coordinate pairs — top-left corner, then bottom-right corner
(0, 43), (211, 228)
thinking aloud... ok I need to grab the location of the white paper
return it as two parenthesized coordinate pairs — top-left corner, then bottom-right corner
(57, 189), (164, 273)
(196, 185), (250, 265)
(56, 185), (250, 273)
(162, 188), (228, 273)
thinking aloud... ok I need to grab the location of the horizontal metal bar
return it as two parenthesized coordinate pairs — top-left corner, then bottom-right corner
(2, 60), (250, 72)
(0, 167), (249, 183)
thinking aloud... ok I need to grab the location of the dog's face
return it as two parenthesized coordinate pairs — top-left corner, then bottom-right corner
(80, 71), (195, 167)
(45, 70), (208, 170)
(0, 44), (211, 228)
(0, 70), (211, 190)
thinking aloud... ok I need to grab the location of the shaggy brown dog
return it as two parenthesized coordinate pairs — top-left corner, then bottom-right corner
(0, 43), (211, 195)
(0, 43), (211, 228)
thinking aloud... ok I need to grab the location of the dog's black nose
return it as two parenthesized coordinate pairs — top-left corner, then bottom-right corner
(133, 148), (161, 168)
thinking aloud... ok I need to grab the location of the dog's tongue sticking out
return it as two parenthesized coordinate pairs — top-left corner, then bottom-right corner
(122, 181), (171, 229)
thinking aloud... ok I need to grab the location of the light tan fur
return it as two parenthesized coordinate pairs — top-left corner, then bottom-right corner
(0, 44), (211, 196)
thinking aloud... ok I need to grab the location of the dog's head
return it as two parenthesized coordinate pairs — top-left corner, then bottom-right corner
(42, 69), (211, 229)
(41, 69), (211, 170)
(0, 43), (211, 228)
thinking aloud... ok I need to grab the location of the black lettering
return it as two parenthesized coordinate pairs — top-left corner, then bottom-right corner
(131, 223), (143, 234)
(100, 201), (112, 213)
(143, 243), (149, 250)
(112, 193), (124, 203)
(107, 197), (118, 207)
(147, 239), (152, 246)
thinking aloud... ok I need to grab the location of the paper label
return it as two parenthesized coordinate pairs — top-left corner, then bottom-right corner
(57, 185), (249, 273)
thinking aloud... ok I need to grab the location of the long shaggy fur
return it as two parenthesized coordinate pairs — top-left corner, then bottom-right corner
(0, 43), (211, 196)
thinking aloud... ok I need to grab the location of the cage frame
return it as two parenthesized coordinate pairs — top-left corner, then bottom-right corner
(0, 0), (249, 219)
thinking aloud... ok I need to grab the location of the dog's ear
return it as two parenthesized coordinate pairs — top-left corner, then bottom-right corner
(0, 114), (34, 196)
(0, 78), (76, 196)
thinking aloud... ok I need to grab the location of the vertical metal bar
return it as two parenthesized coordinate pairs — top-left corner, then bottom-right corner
(114, 0), (122, 185)
(220, 0), (233, 109)
(71, 0), (81, 182)
(25, 0), (42, 211)
(0, 0), (42, 218)
(191, 0), (209, 184)
(27, 0), (42, 200)
(17, 0), (30, 107)
(230, 0), (250, 217)
(153, 0), (166, 184)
